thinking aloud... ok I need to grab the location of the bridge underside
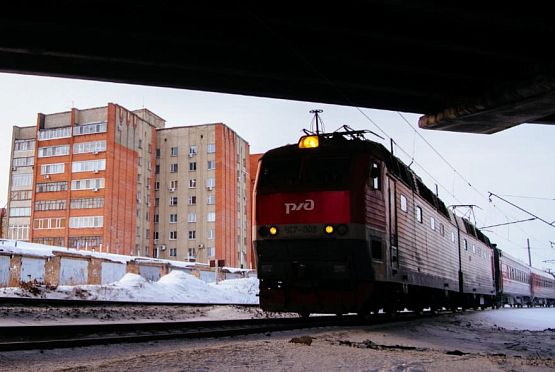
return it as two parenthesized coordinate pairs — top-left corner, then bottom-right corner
(1, 2), (554, 134)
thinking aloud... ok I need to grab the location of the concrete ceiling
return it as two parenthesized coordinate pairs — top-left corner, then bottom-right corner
(1, 2), (555, 134)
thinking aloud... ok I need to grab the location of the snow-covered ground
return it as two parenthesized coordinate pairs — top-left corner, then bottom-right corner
(0, 270), (259, 304)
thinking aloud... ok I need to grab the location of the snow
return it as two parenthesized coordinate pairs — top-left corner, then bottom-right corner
(468, 307), (555, 331)
(0, 270), (259, 304)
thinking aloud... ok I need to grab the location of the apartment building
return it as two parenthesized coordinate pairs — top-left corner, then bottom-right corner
(6, 105), (254, 268)
(6, 103), (164, 256)
(154, 124), (252, 268)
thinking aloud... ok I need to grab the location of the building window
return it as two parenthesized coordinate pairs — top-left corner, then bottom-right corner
(169, 213), (178, 223)
(14, 139), (35, 152)
(188, 230), (196, 240)
(33, 218), (65, 229)
(73, 140), (106, 154)
(189, 145), (197, 156)
(370, 162), (380, 190)
(35, 199), (67, 211)
(206, 178), (215, 189)
(10, 190), (32, 201)
(170, 163), (178, 173)
(9, 207), (31, 217)
(430, 217), (436, 231)
(36, 181), (67, 193)
(156, 148), (160, 158)
(12, 174), (33, 188)
(171, 147), (178, 157)
(13, 156), (35, 167)
(73, 122), (107, 136)
(72, 159), (106, 173)
(169, 248), (177, 256)
(415, 206), (422, 223)
(451, 231), (456, 243)
(67, 236), (102, 250)
(38, 145), (70, 158)
(8, 224), (29, 240)
(464, 239), (468, 251)
(155, 165), (160, 174)
(189, 179), (197, 188)
(153, 231), (159, 241)
(188, 248), (196, 259)
(33, 237), (65, 247)
(169, 231), (177, 240)
(69, 216), (103, 228)
(207, 195), (216, 205)
(154, 181), (160, 190)
(41, 163), (65, 175)
(169, 180), (178, 191)
(207, 160), (216, 170)
(400, 194), (408, 212)
(187, 212), (197, 223)
(440, 223), (445, 237)
(207, 229), (215, 240)
(38, 126), (71, 140)
(207, 212), (216, 222)
(189, 162), (197, 171)
(188, 196), (197, 205)
(71, 178), (105, 191)
(170, 196), (178, 206)
(207, 143), (216, 153)
(154, 214), (159, 223)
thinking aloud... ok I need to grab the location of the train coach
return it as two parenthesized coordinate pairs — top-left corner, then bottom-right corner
(253, 124), (554, 316)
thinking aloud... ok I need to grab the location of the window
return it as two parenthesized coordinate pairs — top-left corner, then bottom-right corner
(73, 122), (107, 136)
(38, 145), (70, 157)
(14, 139), (35, 152)
(430, 216), (436, 231)
(440, 223), (445, 237)
(71, 178), (105, 190)
(69, 216), (103, 228)
(72, 159), (106, 173)
(400, 194), (407, 212)
(68, 236), (102, 249)
(451, 231), (456, 243)
(41, 163), (64, 175)
(154, 214), (159, 223)
(188, 212), (197, 223)
(73, 140), (106, 154)
(35, 200), (66, 211)
(34, 237), (64, 247)
(189, 179), (197, 188)
(36, 181), (67, 192)
(10, 207), (31, 217)
(464, 239), (468, 251)
(207, 160), (216, 170)
(207, 195), (216, 205)
(188, 248), (196, 259)
(207, 177), (215, 189)
(207, 247), (215, 257)
(415, 206), (422, 223)
(169, 214), (178, 223)
(207, 143), (215, 153)
(156, 148), (160, 158)
(188, 230), (196, 240)
(207, 229), (215, 240)
(371, 240), (383, 260)
(155, 165), (160, 174)
(12, 174), (32, 188)
(169, 180), (178, 190)
(33, 218), (65, 229)
(13, 156), (34, 167)
(188, 196), (197, 205)
(189, 162), (197, 171)
(170, 163), (178, 173)
(38, 127), (71, 140)
(153, 231), (159, 241)
(207, 212), (216, 222)
(169, 231), (177, 240)
(189, 145), (197, 156)
(8, 224), (29, 240)
(370, 162), (380, 189)
(171, 147), (178, 156)
(154, 181), (160, 190)
(169, 248), (177, 257)
(10, 190), (32, 201)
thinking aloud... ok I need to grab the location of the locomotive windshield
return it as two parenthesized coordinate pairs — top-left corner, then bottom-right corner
(257, 155), (351, 192)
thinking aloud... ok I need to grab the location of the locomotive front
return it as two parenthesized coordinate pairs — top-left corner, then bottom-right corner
(254, 133), (372, 316)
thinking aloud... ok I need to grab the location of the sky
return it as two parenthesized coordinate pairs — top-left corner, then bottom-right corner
(0, 72), (554, 272)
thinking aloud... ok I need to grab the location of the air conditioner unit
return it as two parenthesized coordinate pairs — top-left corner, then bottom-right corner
(43, 174), (50, 179)
(93, 187), (99, 192)
(207, 186), (213, 191)
(160, 244), (166, 251)
(169, 187), (175, 192)
(93, 150), (99, 155)
(11, 166), (17, 171)
(146, 184), (150, 189)
(93, 169), (99, 174)
(188, 153), (195, 157)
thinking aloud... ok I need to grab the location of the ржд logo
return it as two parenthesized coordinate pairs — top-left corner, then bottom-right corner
(284, 199), (314, 214)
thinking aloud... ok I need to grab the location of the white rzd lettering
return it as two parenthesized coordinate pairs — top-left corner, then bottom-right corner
(285, 199), (315, 214)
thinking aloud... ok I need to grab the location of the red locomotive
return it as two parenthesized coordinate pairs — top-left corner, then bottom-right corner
(253, 118), (554, 316)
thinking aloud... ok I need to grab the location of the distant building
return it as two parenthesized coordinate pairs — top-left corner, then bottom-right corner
(155, 124), (253, 268)
(6, 104), (254, 268)
(0, 208), (7, 238)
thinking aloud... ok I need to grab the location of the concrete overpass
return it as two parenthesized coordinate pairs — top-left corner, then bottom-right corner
(1, 2), (554, 134)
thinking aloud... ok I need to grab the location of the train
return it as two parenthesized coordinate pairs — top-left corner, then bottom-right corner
(253, 124), (555, 316)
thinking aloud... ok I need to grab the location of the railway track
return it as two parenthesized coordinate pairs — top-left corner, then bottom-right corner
(0, 311), (445, 352)
(0, 296), (258, 307)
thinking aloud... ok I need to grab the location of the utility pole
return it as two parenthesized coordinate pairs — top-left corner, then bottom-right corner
(527, 238), (532, 267)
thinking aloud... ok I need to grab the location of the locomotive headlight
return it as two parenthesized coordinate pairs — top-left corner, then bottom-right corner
(298, 135), (319, 149)
(325, 225), (334, 234)
(269, 226), (279, 236)
(336, 224), (348, 236)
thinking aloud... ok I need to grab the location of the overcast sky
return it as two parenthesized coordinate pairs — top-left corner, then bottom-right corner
(1, 72), (553, 271)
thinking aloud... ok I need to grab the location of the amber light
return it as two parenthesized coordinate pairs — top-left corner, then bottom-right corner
(298, 135), (319, 149)
(325, 225), (334, 234)
(269, 226), (278, 236)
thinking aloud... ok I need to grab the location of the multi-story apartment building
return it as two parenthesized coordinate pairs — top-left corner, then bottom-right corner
(6, 105), (254, 269)
(155, 124), (253, 268)
(6, 103), (164, 256)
